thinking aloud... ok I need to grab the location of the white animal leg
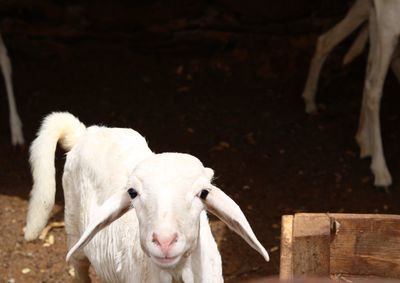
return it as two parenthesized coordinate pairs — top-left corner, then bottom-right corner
(302, 0), (369, 113)
(356, 85), (372, 158)
(363, 23), (396, 187)
(66, 219), (91, 283)
(70, 256), (91, 283)
(63, 173), (91, 282)
(390, 51), (400, 83)
(0, 33), (24, 145)
(356, 11), (377, 158)
(343, 24), (369, 65)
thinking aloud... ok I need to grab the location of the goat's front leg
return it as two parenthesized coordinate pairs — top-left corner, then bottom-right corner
(302, 0), (369, 114)
(0, 34), (24, 145)
(69, 256), (92, 283)
(66, 216), (91, 283)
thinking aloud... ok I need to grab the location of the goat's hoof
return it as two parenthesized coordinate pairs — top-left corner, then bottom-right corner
(304, 102), (318, 114)
(11, 132), (25, 146)
(302, 92), (318, 114)
(372, 169), (392, 188)
(358, 146), (372, 159)
(355, 137), (371, 159)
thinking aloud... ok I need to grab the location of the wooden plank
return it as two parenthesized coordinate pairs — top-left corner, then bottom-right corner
(245, 276), (400, 283)
(329, 214), (400, 278)
(292, 213), (331, 277)
(280, 215), (293, 280)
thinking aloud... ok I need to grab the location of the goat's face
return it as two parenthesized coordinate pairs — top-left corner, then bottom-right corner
(66, 153), (269, 267)
(128, 153), (213, 268)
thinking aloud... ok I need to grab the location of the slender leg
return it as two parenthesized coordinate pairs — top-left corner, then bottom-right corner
(343, 24), (369, 65)
(356, 86), (373, 158)
(362, 18), (396, 187)
(389, 51), (400, 83)
(67, 229), (92, 283)
(0, 33), (24, 145)
(302, 0), (369, 113)
(383, 0), (400, 85)
(69, 256), (92, 283)
(65, 195), (91, 283)
(355, 11), (377, 158)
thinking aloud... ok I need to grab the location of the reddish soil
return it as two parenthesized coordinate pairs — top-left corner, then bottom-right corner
(0, 7), (400, 282)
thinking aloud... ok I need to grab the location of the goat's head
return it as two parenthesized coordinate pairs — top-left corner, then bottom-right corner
(66, 153), (269, 268)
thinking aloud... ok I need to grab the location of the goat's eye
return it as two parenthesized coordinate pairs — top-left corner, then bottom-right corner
(127, 188), (138, 199)
(199, 189), (209, 200)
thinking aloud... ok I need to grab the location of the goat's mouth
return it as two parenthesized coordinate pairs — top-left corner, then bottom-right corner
(151, 254), (181, 267)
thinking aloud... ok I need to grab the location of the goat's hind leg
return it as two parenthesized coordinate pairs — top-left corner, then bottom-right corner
(0, 33), (24, 145)
(355, 18), (376, 159)
(343, 24), (369, 66)
(356, 87), (372, 158)
(389, 48), (400, 83)
(362, 23), (396, 187)
(302, 0), (369, 113)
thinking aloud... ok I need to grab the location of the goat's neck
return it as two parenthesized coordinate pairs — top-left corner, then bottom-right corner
(148, 257), (192, 283)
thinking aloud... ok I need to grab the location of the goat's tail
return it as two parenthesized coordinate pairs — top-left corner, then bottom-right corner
(24, 112), (86, 241)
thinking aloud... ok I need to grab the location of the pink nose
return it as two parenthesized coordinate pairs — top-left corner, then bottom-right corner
(152, 233), (178, 254)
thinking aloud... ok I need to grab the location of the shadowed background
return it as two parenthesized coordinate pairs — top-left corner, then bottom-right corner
(0, 0), (399, 282)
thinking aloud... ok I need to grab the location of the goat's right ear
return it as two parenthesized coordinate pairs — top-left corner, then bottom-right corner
(66, 190), (133, 262)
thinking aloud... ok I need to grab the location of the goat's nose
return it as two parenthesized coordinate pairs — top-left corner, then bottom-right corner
(152, 233), (178, 254)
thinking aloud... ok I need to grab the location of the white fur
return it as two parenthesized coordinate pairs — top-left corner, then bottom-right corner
(0, 32), (24, 145)
(303, 0), (400, 187)
(25, 112), (86, 241)
(25, 112), (269, 283)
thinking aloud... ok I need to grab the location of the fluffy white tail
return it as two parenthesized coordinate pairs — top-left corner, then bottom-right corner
(24, 112), (86, 241)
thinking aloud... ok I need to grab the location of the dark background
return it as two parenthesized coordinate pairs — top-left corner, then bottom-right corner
(1, 1), (400, 282)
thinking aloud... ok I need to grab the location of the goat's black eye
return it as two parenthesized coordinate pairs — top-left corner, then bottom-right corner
(199, 189), (209, 200)
(127, 188), (138, 199)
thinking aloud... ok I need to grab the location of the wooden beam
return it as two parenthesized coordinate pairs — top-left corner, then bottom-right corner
(329, 214), (400, 278)
(292, 213), (331, 277)
(280, 215), (293, 280)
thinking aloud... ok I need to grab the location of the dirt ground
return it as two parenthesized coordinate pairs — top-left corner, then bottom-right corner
(0, 4), (400, 282)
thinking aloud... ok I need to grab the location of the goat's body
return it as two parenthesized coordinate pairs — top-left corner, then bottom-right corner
(27, 113), (223, 283)
(303, 0), (400, 187)
(65, 127), (223, 282)
(63, 126), (152, 282)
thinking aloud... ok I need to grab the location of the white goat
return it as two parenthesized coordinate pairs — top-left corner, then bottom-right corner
(0, 32), (24, 145)
(24, 112), (269, 283)
(302, 0), (400, 187)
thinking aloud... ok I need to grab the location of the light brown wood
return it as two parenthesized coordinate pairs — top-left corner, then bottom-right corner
(244, 276), (400, 283)
(329, 214), (400, 278)
(280, 213), (400, 280)
(280, 215), (293, 280)
(292, 213), (331, 277)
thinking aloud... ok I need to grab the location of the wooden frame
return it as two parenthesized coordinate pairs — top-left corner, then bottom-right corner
(280, 213), (400, 280)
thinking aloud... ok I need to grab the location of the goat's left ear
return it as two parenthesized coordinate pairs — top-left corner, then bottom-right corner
(202, 185), (269, 262)
(204, 167), (214, 180)
(66, 190), (133, 262)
